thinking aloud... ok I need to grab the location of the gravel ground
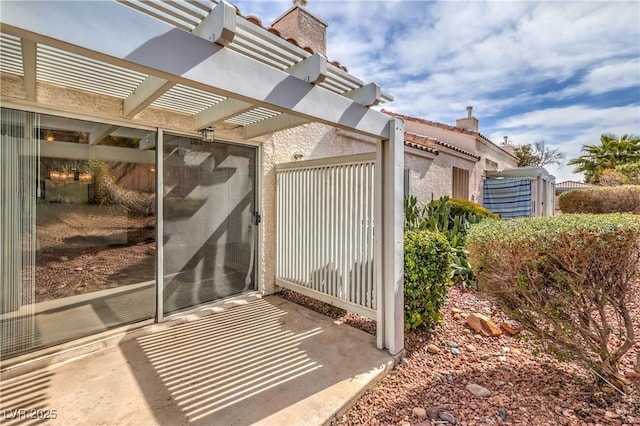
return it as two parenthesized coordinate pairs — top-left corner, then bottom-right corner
(280, 282), (640, 426)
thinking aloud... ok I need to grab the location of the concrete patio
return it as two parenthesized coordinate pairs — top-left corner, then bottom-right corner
(0, 295), (394, 425)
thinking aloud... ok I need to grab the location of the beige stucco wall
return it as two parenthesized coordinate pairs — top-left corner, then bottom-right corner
(405, 150), (477, 205)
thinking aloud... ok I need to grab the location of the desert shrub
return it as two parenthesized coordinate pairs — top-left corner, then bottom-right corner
(428, 197), (500, 223)
(404, 230), (452, 330)
(558, 185), (640, 214)
(405, 195), (498, 289)
(467, 214), (640, 379)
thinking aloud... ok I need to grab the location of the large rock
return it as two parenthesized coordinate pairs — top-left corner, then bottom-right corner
(466, 313), (503, 336)
(466, 383), (492, 397)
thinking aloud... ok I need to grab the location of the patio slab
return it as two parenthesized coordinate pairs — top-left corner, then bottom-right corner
(0, 296), (394, 425)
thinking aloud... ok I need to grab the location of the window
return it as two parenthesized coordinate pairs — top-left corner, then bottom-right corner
(404, 168), (410, 198)
(452, 167), (470, 199)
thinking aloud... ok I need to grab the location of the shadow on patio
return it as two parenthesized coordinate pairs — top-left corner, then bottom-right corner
(0, 296), (393, 426)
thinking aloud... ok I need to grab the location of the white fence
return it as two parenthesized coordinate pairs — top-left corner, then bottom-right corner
(276, 153), (377, 319)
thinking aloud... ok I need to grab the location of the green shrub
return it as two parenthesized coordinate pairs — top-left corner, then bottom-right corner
(428, 197), (500, 223)
(405, 196), (499, 289)
(467, 214), (640, 378)
(404, 230), (453, 330)
(558, 185), (640, 214)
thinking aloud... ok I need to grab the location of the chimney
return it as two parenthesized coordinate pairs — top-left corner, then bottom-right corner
(503, 136), (509, 144)
(456, 105), (479, 131)
(271, 0), (328, 56)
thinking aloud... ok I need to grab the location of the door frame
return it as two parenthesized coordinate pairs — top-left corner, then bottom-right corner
(155, 130), (262, 322)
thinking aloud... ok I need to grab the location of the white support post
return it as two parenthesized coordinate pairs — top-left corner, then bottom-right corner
(21, 39), (37, 101)
(377, 117), (404, 356)
(155, 128), (164, 322)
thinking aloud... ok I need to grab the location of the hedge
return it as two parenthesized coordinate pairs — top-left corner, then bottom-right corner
(404, 230), (452, 330)
(466, 214), (640, 376)
(558, 185), (640, 214)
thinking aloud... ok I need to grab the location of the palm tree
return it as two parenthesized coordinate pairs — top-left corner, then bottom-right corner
(568, 133), (640, 184)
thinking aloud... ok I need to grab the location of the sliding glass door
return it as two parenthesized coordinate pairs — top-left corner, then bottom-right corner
(1, 108), (156, 356)
(162, 135), (257, 314)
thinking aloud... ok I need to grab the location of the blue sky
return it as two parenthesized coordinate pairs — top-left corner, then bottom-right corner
(232, 0), (640, 182)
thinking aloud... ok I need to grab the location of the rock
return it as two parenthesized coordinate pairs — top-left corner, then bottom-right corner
(466, 313), (503, 336)
(412, 407), (427, 419)
(433, 375), (443, 383)
(497, 408), (508, 420)
(474, 334), (484, 340)
(451, 308), (463, 314)
(450, 347), (460, 355)
(466, 344), (477, 352)
(466, 383), (492, 397)
(427, 344), (441, 354)
(625, 370), (640, 379)
(446, 341), (459, 348)
(426, 407), (441, 420)
(446, 373), (454, 383)
(498, 321), (522, 336)
(453, 313), (462, 320)
(489, 395), (503, 405)
(60, 256), (69, 261)
(512, 348), (522, 355)
(439, 411), (457, 424)
(400, 422), (411, 426)
(463, 329), (472, 335)
(501, 346), (511, 353)
(400, 357), (409, 366)
(74, 267), (83, 271)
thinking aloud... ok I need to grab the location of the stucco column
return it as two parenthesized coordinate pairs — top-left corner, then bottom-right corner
(376, 117), (404, 355)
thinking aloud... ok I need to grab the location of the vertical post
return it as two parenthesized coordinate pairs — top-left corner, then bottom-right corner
(155, 129), (164, 322)
(376, 117), (405, 355)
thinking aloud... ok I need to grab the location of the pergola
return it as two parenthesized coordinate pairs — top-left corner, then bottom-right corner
(0, 0), (404, 354)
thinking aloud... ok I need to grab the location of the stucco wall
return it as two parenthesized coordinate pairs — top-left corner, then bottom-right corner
(406, 151), (476, 205)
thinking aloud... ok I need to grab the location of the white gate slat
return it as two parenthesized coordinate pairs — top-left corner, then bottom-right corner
(275, 153), (376, 319)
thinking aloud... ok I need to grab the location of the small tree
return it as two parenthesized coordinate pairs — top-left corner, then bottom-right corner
(513, 140), (566, 167)
(467, 214), (640, 384)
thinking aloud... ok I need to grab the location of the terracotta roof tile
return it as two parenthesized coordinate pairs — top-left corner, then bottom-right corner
(382, 109), (514, 159)
(556, 181), (595, 190)
(404, 131), (479, 160)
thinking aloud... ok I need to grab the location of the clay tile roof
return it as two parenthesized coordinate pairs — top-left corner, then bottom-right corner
(556, 181), (595, 190)
(286, 38), (300, 47)
(303, 46), (315, 54)
(246, 16), (262, 26)
(404, 130), (479, 160)
(404, 132), (439, 155)
(382, 109), (509, 159)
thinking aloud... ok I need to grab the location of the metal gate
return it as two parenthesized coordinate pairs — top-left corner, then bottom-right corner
(276, 153), (376, 319)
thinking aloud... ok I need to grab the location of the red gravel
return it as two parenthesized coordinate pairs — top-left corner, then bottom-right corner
(280, 283), (640, 426)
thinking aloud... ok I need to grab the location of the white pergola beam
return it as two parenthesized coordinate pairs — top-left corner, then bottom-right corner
(123, 76), (174, 118)
(192, 0), (236, 46)
(286, 53), (327, 85)
(344, 82), (382, 107)
(192, 98), (253, 130)
(89, 125), (119, 145)
(123, 0), (237, 119)
(20, 39), (37, 101)
(0, 1), (390, 139)
(243, 114), (308, 140)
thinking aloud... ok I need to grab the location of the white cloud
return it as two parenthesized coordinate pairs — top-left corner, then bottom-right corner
(231, 0), (640, 183)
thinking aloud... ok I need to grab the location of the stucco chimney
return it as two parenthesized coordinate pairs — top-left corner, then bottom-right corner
(456, 106), (479, 131)
(271, 1), (328, 56)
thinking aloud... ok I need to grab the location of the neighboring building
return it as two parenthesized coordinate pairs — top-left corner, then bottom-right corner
(383, 108), (520, 205)
(0, 1), (405, 361)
